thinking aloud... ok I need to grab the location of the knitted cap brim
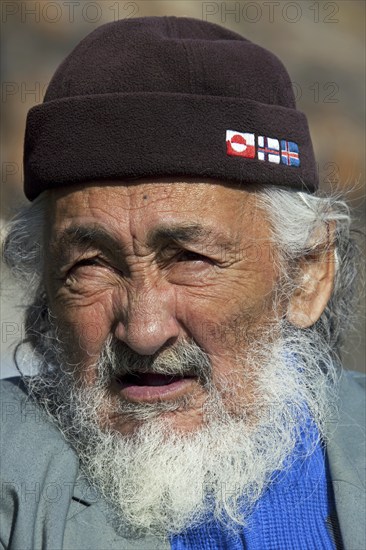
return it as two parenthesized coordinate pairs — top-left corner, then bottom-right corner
(24, 91), (318, 200)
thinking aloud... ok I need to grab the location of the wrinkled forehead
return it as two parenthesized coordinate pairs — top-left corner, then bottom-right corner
(45, 179), (260, 237)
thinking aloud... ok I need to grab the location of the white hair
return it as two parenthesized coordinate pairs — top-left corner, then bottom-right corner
(257, 187), (361, 358)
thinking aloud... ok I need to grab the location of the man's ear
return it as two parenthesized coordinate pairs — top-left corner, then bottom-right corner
(287, 224), (336, 328)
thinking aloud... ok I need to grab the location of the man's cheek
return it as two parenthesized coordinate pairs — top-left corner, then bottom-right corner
(192, 296), (272, 354)
(54, 304), (112, 362)
(76, 318), (106, 355)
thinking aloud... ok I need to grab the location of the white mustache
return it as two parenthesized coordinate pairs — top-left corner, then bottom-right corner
(98, 338), (213, 386)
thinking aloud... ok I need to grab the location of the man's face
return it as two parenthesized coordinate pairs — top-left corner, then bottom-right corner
(44, 179), (281, 435)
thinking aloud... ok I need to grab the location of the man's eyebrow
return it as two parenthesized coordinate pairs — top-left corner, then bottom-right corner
(52, 223), (231, 260)
(53, 225), (122, 257)
(146, 224), (222, 248)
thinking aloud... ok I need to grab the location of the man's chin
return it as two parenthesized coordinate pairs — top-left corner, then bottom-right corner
(107, 399), (210, 437)
(74, 406), (289, 538)
(105, 377), (211, 435)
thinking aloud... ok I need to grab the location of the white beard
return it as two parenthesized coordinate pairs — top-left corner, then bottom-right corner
(24, 321), (338, 538)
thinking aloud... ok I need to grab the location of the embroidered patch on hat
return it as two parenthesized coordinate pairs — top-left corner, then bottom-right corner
(226, 131), (300, 167)
(226, 130), (255, 158)
(281, 140), (300, 166)
(258, 136), (280, 164)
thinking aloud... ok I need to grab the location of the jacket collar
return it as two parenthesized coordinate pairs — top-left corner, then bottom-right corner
(326, 371), (366, 550)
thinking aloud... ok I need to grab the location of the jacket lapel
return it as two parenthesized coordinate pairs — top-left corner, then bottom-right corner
(326, 372), (366, 550)
(65, 475), (170, 549)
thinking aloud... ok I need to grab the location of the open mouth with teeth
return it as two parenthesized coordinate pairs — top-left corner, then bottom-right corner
(116, 372), (197, 401)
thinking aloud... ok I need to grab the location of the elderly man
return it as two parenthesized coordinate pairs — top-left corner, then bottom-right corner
(1, 16), (364, 550)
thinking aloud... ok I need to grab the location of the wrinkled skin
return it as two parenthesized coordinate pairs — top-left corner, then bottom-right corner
(43, 178), (334, 434)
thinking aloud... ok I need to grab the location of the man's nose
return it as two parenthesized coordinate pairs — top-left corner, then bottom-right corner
(114, 284), (180, 355)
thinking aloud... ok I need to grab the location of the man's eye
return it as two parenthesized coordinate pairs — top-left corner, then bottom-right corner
(67, 257), (105, 276)
(74, 257), (101, 268)
(176, 250), (212, 263)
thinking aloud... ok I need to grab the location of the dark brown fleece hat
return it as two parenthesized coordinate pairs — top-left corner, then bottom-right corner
(23, 16), (318, 201)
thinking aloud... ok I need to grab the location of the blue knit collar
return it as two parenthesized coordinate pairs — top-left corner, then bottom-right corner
(170, 419), (336, 549)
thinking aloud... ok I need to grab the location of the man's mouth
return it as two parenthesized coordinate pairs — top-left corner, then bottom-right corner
(116, 372), (197, 402)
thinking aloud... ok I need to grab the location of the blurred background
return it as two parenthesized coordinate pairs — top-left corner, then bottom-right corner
(1, 0), (365, 377)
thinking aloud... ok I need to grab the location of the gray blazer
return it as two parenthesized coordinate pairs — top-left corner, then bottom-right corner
(1, 372), (365, 550)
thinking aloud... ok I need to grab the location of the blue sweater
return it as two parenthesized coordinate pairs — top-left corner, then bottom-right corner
(170, 421), (336, 549)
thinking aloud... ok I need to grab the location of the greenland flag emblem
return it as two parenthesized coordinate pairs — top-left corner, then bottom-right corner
(226, 130), (255, 158)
